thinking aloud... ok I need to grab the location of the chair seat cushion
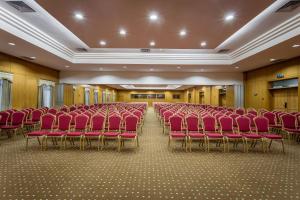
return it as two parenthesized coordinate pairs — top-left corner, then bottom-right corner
(206, 133), (223, 138)
(24, 121), (38, 125)
(27, 131), (47, 136)
(47, 132), (66, 136)
(269, 125), (282, 128)
(224, 134), (243, 138)
(170, 132), (186, 138)
(66, 132), (82, 136)
(1, 125), (20, 129)
(262, 134), (283, 139)
(103, 132), (119, 137)
(188, 133), (205, 138)
(242, 134), (262, 139)
(85, 132), (101, 136)
(120, 132), (136, 138)
(283, 128), (300, 133)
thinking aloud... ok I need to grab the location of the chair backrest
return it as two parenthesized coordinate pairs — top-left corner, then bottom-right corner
(281, 114), (297, 129)
(40, 114), (56, 130)
(169, 115), (183, 132)
(235, 108), (245, 115)
(229, 114), (239, 127)
(125, 115), (139, 132)
(263, 112), (276, 125)
(163, 111), (173, 122)
(202, 115), (216, 132)
(236, 116), (251, 133)
(219, 116), (233, 133)
(11, 111), (25, 126)
(57, 114), (72, 131)
(0, 112), (10, 125)
(248, 110), (258, 116)
(108, 115), (121, 131)
(48, 108), (57, 115)
(74, 114), (89, 130)
(246, 113), (255, 127)
(31, 109), (43, 122)
(186, 116), (199, 132)
(90, 114), (105, 131)
(254, 116), (269, 133)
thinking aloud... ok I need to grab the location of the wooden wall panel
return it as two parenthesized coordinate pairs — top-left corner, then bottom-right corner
(63, 84), (74, 106)
(245, 57), (300, 111)
(0, 53), (59, 109)
(117, 90), (185, 106)
(226, 85), (234, 107)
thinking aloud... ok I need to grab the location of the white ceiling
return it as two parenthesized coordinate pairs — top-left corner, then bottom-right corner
(0, 0), (299, 74)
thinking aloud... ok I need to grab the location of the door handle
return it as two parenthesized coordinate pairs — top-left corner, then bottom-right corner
(284, 102), (287, 109)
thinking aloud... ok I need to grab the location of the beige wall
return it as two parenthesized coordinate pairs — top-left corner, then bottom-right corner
(0, 53), (59, 109)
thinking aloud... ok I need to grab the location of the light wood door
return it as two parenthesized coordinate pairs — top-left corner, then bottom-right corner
(272, 88), (298, 112)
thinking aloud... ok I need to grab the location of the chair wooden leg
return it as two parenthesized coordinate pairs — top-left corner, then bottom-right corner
(223, 138), (226, 153)
(268, 139), (273, 149)
(101, 136), (104, 150)
(118, 137), (121, 152)
(207, 139), (210, 152)
(136, 136), (139, 147)
(60, 137), (64, 150)
(245, 139), (248, 153)
(189, 138), (192, 152)
(168, 136), (171, 148)
(262, 139), (265, 153)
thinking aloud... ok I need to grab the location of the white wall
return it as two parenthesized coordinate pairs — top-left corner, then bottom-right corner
(60, 71), (243, 85)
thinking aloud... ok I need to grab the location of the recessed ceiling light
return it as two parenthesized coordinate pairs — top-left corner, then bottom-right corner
(99, 67), (103, 71)
(119, 29), (127, 36)
(179, 29), (187, 37)
(123, 66), (127, 69)
(235, 66), (239, 69)
(99, 40), (107, 46)
(270, 58), (276, 62)
(150, 68), (154, 71)
(65, 65), (70, 68)
(200, 41), (207, 47)
(74, 12), (84, 20)
(225, 13), (235, 21)
(150, 41), (155, 46)
(292, 44), (300, 48)
(200, 69), (204, 72)
(149, 13), (158, 21)
(177, 66), (181, 69)
(30, 56), (36, 59)
(8, 42), (15, 46)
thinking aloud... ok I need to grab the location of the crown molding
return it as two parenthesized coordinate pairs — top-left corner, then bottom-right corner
(0, 7), (74, 62)
(231, 13), (300, 63)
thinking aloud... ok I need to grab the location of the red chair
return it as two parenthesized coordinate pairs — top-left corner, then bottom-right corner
(236, 116), (264, 153)
(25, 113), (55, 150)
(48, 108), (57, 115)
(219, 116), (245, 152)
(83, 114), (106, 150)
(118, 115), (139, 152)
(168, 115), (186, 151)
(162, 111), (173, 135)
(0, 111), (10, 128)
(102, 115), (122, 150)
(65, 114), (89, 150)
(254, 116), (284, 153)
(235, 108), (245, 115)
(186, 115), (205, 152)
(263, 112), (282, 131)
(281, 114), (300, 143)
(203, 115), (226, 152)
(1, 111), (25, 138)
(45, 114), (71, 149)
(24, 109), (43, 131)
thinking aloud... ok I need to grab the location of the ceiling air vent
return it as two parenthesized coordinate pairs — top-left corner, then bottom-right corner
(276, 1), (300, 12)
(76, 48), (88, 52)
(217, 49), (230, 53)
(140, 48), (151, 53)
(20, 56), (35, 61)
(6, 1), (36, 12)
(271, 59), (287, 64)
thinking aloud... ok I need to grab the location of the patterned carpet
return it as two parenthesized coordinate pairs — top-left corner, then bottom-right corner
(0, 108), (299, 200)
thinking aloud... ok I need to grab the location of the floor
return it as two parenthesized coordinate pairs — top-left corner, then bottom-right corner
(0, 108), (299, 200)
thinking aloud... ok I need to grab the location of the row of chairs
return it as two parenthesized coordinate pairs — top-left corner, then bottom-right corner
(154, 103), (299, 152)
